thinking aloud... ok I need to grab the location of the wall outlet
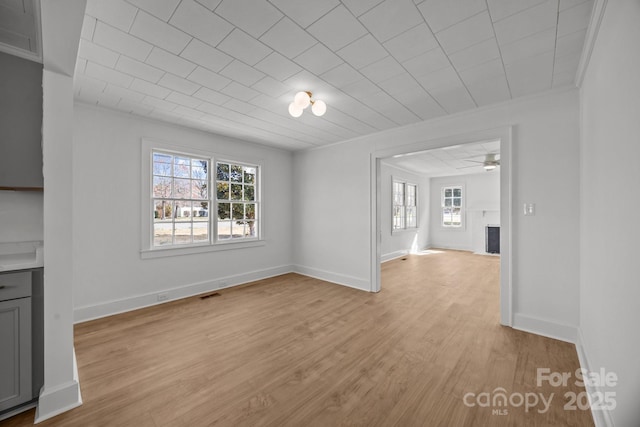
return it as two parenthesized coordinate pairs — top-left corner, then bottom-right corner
(157, 293), (168, 302)
(523, 203), (536, 216)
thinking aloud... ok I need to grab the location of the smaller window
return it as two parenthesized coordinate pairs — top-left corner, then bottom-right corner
(392, 180), (418, 231)
(442, 185), (463, 227)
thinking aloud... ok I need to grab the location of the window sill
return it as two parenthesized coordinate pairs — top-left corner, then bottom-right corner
(140, 239), (265, 259)
(392, 228), (418, 235)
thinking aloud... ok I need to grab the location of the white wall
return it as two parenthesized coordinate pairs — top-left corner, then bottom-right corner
(294, 88), (580, 338)
(580, 1), (640, 425)
(429, 172), (500, 253)
(380, 162), (429, 261)
(0, 192), (43, 242)
(72, 104), (293, 321)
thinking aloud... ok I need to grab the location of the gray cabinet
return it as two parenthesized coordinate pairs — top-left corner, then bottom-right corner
(0, 51), (44, 189)
(0, 272), (32, 413)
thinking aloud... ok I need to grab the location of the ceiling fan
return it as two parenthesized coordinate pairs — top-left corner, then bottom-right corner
(461, 153), (501, 171)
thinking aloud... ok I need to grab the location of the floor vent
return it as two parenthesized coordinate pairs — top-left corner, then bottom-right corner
(200, 292), (221, 299)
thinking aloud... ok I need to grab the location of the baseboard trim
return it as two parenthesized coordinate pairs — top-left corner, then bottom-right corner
(74, 265), (294, 323)
(512, 313), (578, 343)
(575, 329), (614, 427)
(34, 349), (82, 424)
(293, 265), (371, 292)
(427, 244), (473, 252)
(381, 250), (409, 263)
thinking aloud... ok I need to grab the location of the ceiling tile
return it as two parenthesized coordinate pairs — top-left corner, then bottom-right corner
(555, 28), (586, 58)
(418, 0), (486, 33)
(359, 0), (424, 42)
(194, 0), (222, 11)
(219, 60), (265, 86)
(552, 70), (575, 87)
(75, 74), (107, 95)
(187, 66), (231, 91)
(78, 39), (120, 68)
(553, 52), (581, 75)
(360, 55), (404, 83)
(252, 76), (290, 98)
(337, 34), (388, 69)
(377, 72), (422, 95)
(383, 23), (438, 63)
(130, 78), (171, 98)
(81, 15), (96, 40)
(142, 96), (177, 111)
(321, 63), (363, 88)
(104, 84), (145, 102)
(254, 52), (302, 81)
(85, 0), (137, 32)
(169, 0), (233, 46)
(402, 47), (450, 78)
(117, 98), (154, 115)
(180, 39), (233, 72)
(505, 50), (554, 97)
(75, 58), (87, 76)
(448, 37), (500, 71)
(294, 42), (343, 75)
(125, 0), (181, 21)
(499, 28), (556, 65)
(217, 28), (272, 66)
(146, 47), (196, 77)
(428, 84), (476, 114)
(174, 105), (205, 119)
(307, 5), (368, 51)
(166, 91), (203, 108)
(259, 17), (317, 59)
(458, 58), (505, 85)
(268, 0), (340, 29)
(465, 74), (511, 106)
(214, 0), (283, 38)
(85, 61), (135, 87)
(361, 91), (418, 125)
(341, 78), (382, 99)
(435, 11), (494, 55)
(486, 0), (547, 22)
(557, 0), (593, 37)
(341, 0), (385, 17)
(493, 0), (558, 45)
(392, 88), (446, 121)
(129, 10), (191, 55)
(223, 98), (257, 114)
(93, 21), (153, 61)
(115, 55), (165, 83)
(559, 0), (590, 11)
(193, 87), (231, 105)
(415, 65), (462, 92)
(157, 73), (201, 95)
(221, 81), (260, 101)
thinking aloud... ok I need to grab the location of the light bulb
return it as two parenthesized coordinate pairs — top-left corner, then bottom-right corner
(288, 102), (303, 117)
(294, 91), (311, 109)
(311, 99), (326, 116)
(484, 164), (496, 171)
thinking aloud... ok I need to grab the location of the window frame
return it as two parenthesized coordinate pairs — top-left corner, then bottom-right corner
(441, 184), (465, 229)
(392, 178), (418, 233)
(140, 139), (264, 259)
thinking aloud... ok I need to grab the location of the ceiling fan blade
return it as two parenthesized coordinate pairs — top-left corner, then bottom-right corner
(464, 159), (485, 163)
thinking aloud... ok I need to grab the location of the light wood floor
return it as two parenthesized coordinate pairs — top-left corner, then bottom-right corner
(4, 250), (593, 426)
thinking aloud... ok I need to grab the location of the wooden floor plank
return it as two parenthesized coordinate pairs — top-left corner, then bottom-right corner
(2, 250), (594, 426)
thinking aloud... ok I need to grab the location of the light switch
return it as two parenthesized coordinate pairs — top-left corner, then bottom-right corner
(524, 203), (535, 216)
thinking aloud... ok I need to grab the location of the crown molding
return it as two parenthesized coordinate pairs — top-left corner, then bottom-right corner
(575, 0), (608, 88)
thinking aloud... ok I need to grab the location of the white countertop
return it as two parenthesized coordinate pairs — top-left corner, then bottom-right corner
(0, 241), (44, 272)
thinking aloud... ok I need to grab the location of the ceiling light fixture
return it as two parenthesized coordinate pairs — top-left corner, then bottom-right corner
(288, 91), (326, 117)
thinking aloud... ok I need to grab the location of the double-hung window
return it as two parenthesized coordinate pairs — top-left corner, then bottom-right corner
(392, 180), (418, 231)
(146, 143), (260, 254)
(442, 185), (463, 227)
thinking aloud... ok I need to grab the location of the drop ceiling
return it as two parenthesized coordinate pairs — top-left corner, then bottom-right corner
(73, 0), (594, 150)
(384, 139), (500, 177)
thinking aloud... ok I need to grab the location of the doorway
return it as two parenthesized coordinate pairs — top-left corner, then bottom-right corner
(370, 127), (513, 326)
